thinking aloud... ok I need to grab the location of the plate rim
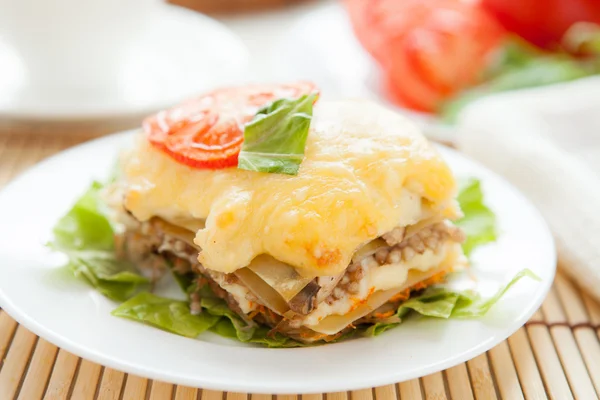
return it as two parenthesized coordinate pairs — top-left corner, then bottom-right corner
(0, 131), (556, 393)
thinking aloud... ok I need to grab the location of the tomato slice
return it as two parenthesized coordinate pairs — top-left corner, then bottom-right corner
(143, 82), (318, 169)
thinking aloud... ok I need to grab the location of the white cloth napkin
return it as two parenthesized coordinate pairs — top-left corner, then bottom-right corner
(455, 76), (600, 302)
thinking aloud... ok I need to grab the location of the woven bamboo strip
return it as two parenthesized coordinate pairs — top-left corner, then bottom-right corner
(0, 135), (28, 186)
(277, 395), (298, 400)
(227, 392), (248, 400)
(527, 308), (574, 400)
(175, 385), (199, 400)
(466, 353), (497, 400)
(445, 364), (474, 400)
(0, 312), (19, 370)
(202, 389), (224, 400)
(43, 351), (80, 400)
(351, 388), (373, 400)
(302, 394), (323, 400)
(542, 288), (598, 399)
(582, 293), (600, 326)
(36, 135), (72, 164)
(70, 359), (102, 399)
(0, 139), (12, 175)
(251, 394), (272, 400)
(96, 368), (126, 400)
(488, 341), (524, 400)
(506, 328), (547, 400)
(17, 338), (59, 400)
(398, 380), (423, 400)
(0, 133), (11, 153)
(148, 380), (175, 399)
(542, 286), (569, 325)
(554, 274), (588, 324)
(374, 385), (396, 400)
(421, 372), (447, 399)
(0, 325), (38, 399)
(9, 133), (48, 173)
(327, 392), (348, 400)
(0, 132), (23, 154)
(550, 328), (597, 399)
(572, 330), (600, 394)
(554, 274), (600, 394)
(120, 374), (149, 399)
(528, 309), (544, 324)
(0, 139), (17, 170)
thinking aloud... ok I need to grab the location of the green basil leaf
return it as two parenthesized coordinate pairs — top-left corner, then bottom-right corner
(237, 93), (317, 175)
(112, 292), (220, 338)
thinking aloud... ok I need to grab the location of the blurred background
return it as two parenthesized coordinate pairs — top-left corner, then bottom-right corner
(1, 0), (598, 138)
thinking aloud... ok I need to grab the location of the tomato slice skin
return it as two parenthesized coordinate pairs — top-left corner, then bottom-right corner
(143, 82), (318, 169)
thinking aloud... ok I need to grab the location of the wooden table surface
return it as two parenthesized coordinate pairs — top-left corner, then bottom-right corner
(0, 130), (599, 400)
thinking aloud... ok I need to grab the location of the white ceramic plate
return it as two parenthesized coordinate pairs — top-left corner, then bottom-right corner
(0, 4), (248, 120)
(0, 131), (555, 394)
(272, 3), (455, 142)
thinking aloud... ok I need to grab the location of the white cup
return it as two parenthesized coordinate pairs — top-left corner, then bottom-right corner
(0, 0), (160, 91)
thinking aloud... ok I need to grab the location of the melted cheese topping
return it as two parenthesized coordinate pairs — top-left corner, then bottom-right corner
(121, 100), (458, 276)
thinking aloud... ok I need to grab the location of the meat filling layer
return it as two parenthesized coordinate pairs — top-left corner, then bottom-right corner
(115, 214), (464, 336)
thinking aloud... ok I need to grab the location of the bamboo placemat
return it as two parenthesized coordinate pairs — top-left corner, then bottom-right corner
(1, 131), (600, 400)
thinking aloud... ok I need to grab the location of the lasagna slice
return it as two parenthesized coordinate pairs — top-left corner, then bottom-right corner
(107, 99), (466, 343)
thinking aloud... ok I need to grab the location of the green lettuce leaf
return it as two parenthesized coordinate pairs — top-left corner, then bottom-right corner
(116, 282), (301, 346)
(164, 259), (195, 293)
(196, 283), (301, 346)
(66, 251), (148, 302)
(194, 282), (257, 342)
(237, 93), (317, 175)
(211, 320), (302, 348)
(450, 269), (541, 317)
(361, 322), (400, 337)
(51, 181), (114, 252)
(201, 297), (256, 342)
(358, 269), (539, 336)
(456, 178), (497, 255)
(49, 182), (148, 301)
(112, 292), (220, 338)
(401, 268), (539, 319)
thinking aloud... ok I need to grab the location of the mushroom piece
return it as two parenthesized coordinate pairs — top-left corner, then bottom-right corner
(315, 273), (346, 304)
(287, 279), (320, 314)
